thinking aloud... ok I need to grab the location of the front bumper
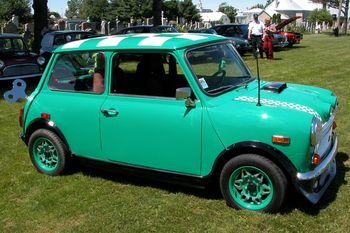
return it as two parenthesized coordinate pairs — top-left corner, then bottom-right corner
(296, 134), (338, 204)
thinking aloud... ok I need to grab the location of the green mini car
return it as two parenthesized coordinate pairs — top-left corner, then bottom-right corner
(20, 33), (338, 213)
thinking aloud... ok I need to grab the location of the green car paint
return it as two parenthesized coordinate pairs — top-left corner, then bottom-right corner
(21, 33), (338, 210)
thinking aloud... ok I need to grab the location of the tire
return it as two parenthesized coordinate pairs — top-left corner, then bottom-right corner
(220, 154), (287, 213)
(28, 129), (70, 176)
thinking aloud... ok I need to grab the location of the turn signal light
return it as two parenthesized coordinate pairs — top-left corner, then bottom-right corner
(332, 121), (337, 130)
(272, 135), (290, 145)
(41, 113), (51, 119)
(19, 108), (24, 128)
(312, 154), (321, 165)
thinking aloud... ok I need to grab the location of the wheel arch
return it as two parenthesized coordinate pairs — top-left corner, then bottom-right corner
(24, 118), (71, 153)
(209, 141), (297, 185)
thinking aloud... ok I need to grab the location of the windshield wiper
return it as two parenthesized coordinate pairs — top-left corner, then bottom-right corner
(207, 85), (235, 93)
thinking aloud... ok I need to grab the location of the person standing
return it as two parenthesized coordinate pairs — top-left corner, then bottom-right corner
(248, 13), (264, 59)
(263, 19), (276, 60)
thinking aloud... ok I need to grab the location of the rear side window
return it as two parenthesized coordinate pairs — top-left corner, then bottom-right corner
(48, 52), (105, 93)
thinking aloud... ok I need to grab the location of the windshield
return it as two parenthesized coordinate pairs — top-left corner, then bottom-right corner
(186, 43), (253, 95)
(0, 38), (27, 53)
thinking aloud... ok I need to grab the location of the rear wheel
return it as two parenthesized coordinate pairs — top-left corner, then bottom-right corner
(220, 154), (287, 213)
(28, 129), (70, 175)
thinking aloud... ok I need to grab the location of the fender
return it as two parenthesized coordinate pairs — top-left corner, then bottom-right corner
(23, 118), (70, 152)
(209, 141), (298, 183)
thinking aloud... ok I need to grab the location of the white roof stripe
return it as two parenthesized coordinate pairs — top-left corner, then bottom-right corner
(97, 37), (127, 47)
(138, 36), (172, 46)
(175, 34), (207, 41)
(62, 40), (86, 49)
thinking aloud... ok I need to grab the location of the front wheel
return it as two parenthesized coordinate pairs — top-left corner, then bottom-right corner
(28, 129), (70, 176)
(220, 154), (287, 213)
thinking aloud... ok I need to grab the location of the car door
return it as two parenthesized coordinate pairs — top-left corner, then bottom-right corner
(99, 52), (202, 175)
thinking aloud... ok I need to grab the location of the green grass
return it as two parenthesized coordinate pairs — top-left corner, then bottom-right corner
(1, 34), (350, 232)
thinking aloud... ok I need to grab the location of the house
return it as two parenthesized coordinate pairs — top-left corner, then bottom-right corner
(199, 11), (230, 27)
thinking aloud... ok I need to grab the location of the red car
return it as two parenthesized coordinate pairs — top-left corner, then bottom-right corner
(0, 33), (45, 80)
(275, 17), (303, 47)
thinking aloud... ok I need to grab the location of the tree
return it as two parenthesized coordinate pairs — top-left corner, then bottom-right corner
(218, 2), (237, 23)
(179, 0), (201, 23)
(32, 0), (48, 53)
(65, 0), (83, 18)
(265, 0), (273, 8)
(107, 0), (153, 23)
(0, 0), (32, 24)
(153, 0), (162, 26)
(250, 4), (265, 9)
(163, 0), (179, 21)
(49, 11), (61, 19)
(308, 8), (333, 24)
(80, 0), (109, 22)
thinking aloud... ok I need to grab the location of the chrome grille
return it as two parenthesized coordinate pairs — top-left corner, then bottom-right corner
(3, 64), (40, 77)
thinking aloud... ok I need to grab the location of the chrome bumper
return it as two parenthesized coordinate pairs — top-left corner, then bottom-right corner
(296, 134), (338, 204)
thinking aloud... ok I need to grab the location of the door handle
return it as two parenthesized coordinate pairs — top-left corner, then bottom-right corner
(101, 108), (118, 116)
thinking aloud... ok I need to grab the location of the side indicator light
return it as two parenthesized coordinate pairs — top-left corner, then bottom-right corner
(41, 113), (51, 119)
(312, 154), (321, 165)
(332, 121), (337, 130)
(272, 135), (290, 145)
(19, 108), (24, 128)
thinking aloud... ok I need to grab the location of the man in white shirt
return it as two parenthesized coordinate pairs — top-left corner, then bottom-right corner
(248, 13), (265, 59)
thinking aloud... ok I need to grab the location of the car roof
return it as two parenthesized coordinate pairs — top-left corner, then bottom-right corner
(54, 33), (228, 53)
(44, 30), (93, 36)
(0, 33), (22, 38)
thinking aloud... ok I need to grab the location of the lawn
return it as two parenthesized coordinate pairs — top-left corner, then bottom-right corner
(0, 33), (349, 232)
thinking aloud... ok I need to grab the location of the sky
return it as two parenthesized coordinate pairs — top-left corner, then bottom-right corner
(48, 0), (267, 17)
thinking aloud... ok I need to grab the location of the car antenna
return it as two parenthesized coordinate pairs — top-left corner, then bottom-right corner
(255, 48), (262, 107)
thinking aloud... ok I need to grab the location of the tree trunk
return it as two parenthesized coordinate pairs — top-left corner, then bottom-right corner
(344, 0), (349, 34)
(153, 0), (162, 26)
(33, 0), (48, 53)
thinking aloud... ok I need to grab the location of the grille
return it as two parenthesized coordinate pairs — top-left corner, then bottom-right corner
(3, 64), (40, 77)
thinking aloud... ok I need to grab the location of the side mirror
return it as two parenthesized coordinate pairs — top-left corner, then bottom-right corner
(175, 87), (195, 108)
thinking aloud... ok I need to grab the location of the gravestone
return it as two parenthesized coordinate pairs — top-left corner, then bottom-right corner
(101, 20), (107, 35)
(11, 15), (19, 27)
(2, 22), (18, 34)
(58, 20), (65, 30)
(81, 22), (92, 31)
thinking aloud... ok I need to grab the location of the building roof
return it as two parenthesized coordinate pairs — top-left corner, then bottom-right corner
(265, 0), (338, 14)
(200, 12), (229, 22)
(55, 33), (228, 52)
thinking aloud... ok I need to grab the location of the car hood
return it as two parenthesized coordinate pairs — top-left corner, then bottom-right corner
(232, 81), (337, 122)
(228, 37), (249, 45)
(276, 16), (302, 30)
(0, 52), (37, 65)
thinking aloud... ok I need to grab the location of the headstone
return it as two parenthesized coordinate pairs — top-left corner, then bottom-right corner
(11, 15), (19, 27)
(58, 20), (65, 30)
(101, 20), (107, 35)
(2, 22), (18, 34)
(107, 21), (111, 35)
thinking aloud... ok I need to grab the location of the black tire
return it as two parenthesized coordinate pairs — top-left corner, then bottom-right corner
(220, 154), (287, 213)
(28, 129), (70, 176)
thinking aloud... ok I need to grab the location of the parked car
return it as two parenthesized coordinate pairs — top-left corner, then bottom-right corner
(0, 33), (45, 80)
(275, 17), (303, 47)
(114, 25), (178, 35)
(40, 30), (97, 62)
(20, 33), (338, 213)
(211, 24), (288, 48)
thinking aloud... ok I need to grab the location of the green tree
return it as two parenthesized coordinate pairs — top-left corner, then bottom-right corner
(163, 0), (179, 21)
(218, 2), (237, 23)
(179, 0), (200, 22)
(0, 0), (32, 24)
(80, 0), (109, 22)
(308, 8), (333, 24)
(265, 0), (273, 7)
(250, 3), (265, 9)
(65, 0), (83, 18)
(107, 0), (153, 23)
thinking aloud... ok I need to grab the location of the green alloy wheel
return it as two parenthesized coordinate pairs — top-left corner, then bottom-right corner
(220, 154), (287, 213)
(29, 129), (70, 175)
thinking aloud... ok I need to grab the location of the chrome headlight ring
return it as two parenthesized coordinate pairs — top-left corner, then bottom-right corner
(37, 56), (46, 65)
(0, 59), (5, 69)
(311, 116), (322, 146)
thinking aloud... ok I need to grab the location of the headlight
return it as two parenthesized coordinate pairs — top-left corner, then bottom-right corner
(311, 117), (322, 146)
(37, 56), (45, 65)
(0, 60), (5, 69)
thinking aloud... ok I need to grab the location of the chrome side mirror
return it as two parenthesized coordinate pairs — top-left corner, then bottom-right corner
(175, 87), (195, 108)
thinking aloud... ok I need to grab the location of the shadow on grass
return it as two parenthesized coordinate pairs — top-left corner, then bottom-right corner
(76, 161), (222, 201)
(281, 151), (349, 215)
